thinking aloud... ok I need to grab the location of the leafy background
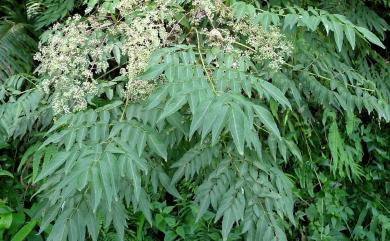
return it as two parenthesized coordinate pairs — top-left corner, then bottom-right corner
(0, 0), (389, 241)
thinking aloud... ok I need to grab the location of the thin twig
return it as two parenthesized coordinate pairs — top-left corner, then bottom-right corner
(195, 28), (217, 94)
(233, 41), (256, 52)
(284, 62), (376, 92)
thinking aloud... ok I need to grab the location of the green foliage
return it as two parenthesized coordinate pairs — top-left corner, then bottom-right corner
(33, 0), (76, 29)
(0, 0), (37, 81)
(0, 0), (389, 241)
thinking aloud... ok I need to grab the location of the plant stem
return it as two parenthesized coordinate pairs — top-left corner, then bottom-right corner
(195, 28), (217, 95)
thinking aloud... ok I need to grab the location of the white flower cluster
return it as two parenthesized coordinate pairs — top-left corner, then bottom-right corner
(234, 23), (293, 70)
(117, 13), (168, 81)
(203, 3), (293, 71)
(35, 1), (169, 114)
(206, 28), (236, 53)
(117, 12), (168, 102)
(125, 80), (156, 102)
(117, 0), (171, 16)
(117, 0), (149, 14)
(34, 15), (113, 114)
(191, 0), (216, 24)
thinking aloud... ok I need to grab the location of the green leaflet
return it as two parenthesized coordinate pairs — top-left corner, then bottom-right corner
(10, 221), (37, 241)
(253, 105), (281, 138)
(229, 104), (246, 155)
(356, 26), (386, 48)
(0, 169), (13, 178)
(344, 24), (356, 50)
(158, 95), (187, 121)
(147, 134), (167, 160)
(284, 14), (299, 30)
(113, 45), (121, 64)
(259, 81), (291, 109)
(34, 151), (70, 183)
(232, 2), (247, 21)
(137, 64), (167, 81)
(332, 20), (344, 52)
(189, 97), (213, 138)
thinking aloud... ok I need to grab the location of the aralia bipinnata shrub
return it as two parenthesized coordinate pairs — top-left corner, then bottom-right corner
(1, 0), (389, 240)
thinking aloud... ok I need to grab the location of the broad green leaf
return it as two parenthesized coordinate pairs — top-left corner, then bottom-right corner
(136, 132), (147, 156)
(105, 143), (125, 154)
(146, 86), (169, 110)
(139, 190), (153, 224)
(68, 218), (78, 241)
(167, 113), (187, 135)
(18, 143), (41, 172)
(285, 139), (302, 161)
(301, 13), (320, 31)
(76, 126), (88, 145)
(100, 157), (115, 208)
(85, 209), (99, 241)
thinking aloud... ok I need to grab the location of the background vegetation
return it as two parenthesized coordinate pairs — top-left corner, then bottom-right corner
(0, 0), (389, 240)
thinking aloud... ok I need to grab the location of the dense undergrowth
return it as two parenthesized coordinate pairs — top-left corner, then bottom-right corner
(0, 0), (389, 240)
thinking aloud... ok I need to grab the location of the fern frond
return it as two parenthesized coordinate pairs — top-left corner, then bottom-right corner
(0, 21), (36, 80)
(34, 0), (76, 29)
(327, 114), (363, 179)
